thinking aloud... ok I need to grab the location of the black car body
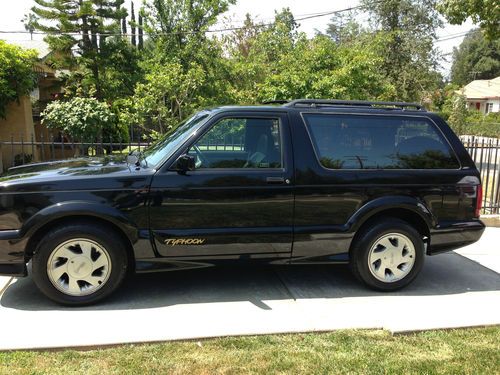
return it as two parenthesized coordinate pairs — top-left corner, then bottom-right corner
(0, 100), (485, 305)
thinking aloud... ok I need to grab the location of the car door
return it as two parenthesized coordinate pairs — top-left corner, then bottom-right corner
(148, 111), (294, 259)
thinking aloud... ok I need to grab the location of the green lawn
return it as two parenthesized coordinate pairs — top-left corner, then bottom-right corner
(1, 327), (499, 374)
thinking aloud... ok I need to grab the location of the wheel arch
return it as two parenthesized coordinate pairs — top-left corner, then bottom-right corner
(347, 197), (434, 253)
(23, 202), (137, 268)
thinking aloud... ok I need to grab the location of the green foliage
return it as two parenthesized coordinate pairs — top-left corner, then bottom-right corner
(126, 60), (207, 132)
(0, 41), (37, 118)
(42, 97), (117, 141)
(254, 34), (396, 102)
(450, 29), (500, 86)
(361, 0), (443, 102)
(24, 1), (452, 142)
(323, 11), (364, 44)
(438, 0), (500, 40)
(445, 94), (469, 135)
(30, 0), (128, 98)
(465, 111), (500, 138)
(122, 0), (235, 133)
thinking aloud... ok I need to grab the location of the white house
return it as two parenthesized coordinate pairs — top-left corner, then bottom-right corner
(459, 76), (500, 114)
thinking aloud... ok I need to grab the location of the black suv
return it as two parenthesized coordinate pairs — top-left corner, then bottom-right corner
(0, 99), (484, 305)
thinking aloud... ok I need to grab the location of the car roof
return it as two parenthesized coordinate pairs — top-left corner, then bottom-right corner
(207, 99), (437, 118)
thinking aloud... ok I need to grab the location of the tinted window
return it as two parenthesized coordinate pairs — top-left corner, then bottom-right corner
(190, 117), (282, 168)
(303, 114), (459, 169)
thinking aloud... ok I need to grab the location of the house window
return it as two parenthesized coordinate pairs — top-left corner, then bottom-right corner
(485, 103), (493, 114)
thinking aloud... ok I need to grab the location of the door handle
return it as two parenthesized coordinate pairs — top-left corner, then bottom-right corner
(266, 177), (289, 184)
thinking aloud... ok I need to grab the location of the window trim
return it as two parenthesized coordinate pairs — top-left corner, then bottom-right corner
(181, 114), (286, 172)
(300, 112), (462, 171)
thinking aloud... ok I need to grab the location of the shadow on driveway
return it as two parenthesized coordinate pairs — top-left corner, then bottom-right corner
(1, 252), (499, 312)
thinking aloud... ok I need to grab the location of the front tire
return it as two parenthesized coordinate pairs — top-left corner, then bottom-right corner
(350, 219), (425, 291)
(32, 222), (128, 305)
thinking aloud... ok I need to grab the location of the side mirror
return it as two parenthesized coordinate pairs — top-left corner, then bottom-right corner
(126, 153), (139, 165)
(175, 154), (195, 173)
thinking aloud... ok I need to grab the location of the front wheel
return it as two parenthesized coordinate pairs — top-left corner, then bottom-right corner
(32, 222), (128, 305)
(350, 219), (425, 291)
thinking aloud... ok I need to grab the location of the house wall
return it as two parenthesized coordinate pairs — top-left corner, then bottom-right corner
(485, 99), (500, 114)
(466, 99), (500, 114)
(0, 96), (39, 171)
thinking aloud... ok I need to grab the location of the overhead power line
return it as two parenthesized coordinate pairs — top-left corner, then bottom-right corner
(0, 1), (474, 43)
(435, 30), (479, 42)
(0, 3), (375, 38)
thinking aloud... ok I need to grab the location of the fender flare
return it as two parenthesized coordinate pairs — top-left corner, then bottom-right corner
(347, 195), (435, 234)
(20, 201), (139, 243)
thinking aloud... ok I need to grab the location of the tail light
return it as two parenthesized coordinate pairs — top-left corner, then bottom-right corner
(475, 184), (482, 218)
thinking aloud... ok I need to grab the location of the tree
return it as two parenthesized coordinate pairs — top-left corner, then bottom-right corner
(450, 29), (500, 86)
(323, 11), (363, 44)
(438, 0), (499, 40)
(361, 0), (443, 102)
(446, 94), (470, 135)
(42, 97), (117, 141)
(0, 41), (37, 118)
(21, 13), (39, 40)
(225, 9), (395, 104)
(30, 0), (127, 98)
(129, 0), (235, 131)
(138, 11), (144, 49)
(255, 34), (396, 102)
(130, 1), (137, 47)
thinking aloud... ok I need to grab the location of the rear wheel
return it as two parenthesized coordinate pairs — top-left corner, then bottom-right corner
(350, 219), (424, 291)
(32, 222), (128, 305)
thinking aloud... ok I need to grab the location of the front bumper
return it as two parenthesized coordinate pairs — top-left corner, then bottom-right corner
(428, 220), (485, 255)
(0, 229), (28, 276)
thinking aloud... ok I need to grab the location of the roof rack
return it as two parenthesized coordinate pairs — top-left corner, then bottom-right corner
(282, 99), (426, 111)
(262, 100), (290, 105)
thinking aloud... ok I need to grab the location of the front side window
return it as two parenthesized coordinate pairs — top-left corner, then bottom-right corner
(303, 114), (459, 169)
(190, 117), (282, 169)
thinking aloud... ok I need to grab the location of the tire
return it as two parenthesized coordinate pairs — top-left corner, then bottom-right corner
(350, 218), (424, 291)
(32, 222), (129, 306)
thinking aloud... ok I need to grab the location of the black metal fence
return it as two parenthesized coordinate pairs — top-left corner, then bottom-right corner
(0, 134), (151, 171)
(460, 135), (500, 215)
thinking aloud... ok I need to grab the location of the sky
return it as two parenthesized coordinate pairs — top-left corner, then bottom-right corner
(0, 0), (474, 77)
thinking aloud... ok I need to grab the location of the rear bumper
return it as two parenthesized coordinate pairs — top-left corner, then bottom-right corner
(428, 220), (485, 255)
(0, 229), (28, 277)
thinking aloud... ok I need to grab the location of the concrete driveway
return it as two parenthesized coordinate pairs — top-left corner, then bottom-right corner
(1, 228), (499, 351)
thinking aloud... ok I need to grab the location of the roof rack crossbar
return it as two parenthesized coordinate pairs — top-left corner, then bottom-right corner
(261, 100), (290, 105)
(283, 99), (425, 111)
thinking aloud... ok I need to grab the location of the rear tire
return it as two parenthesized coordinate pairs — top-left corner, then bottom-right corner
(350, 218), (424, 291)
(32, 222), (128, 306)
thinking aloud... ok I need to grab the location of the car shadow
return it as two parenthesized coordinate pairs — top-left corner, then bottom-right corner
(1, 252), (499, 312)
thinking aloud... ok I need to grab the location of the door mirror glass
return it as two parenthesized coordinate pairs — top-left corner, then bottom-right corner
(126, 153), (139, 165)
(175, 154), (196, 173)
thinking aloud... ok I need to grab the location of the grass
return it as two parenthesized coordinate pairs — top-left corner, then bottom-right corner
(1, 327), (499, 375)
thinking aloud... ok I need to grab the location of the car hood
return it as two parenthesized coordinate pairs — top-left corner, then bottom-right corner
(0, 156), (153, 192)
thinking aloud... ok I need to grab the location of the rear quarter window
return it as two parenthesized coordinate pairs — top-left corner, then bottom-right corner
(303, 113), (460, 170)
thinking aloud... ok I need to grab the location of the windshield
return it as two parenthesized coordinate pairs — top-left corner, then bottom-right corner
(143, 111), (210, 168)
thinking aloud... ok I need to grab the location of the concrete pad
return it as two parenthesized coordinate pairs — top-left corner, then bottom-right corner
(0, 229), (498, 351)
(0, 277), (13, 296)
(455, 227), (500, 273)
